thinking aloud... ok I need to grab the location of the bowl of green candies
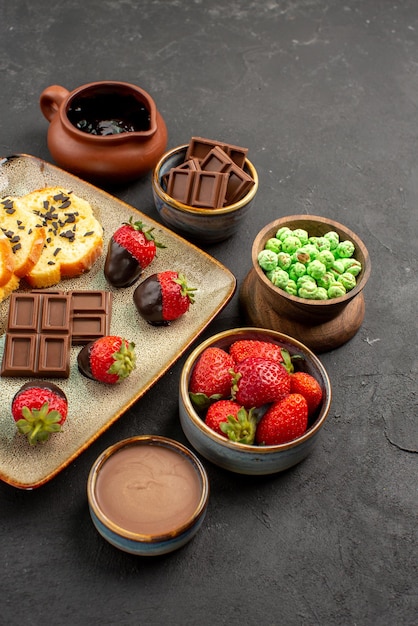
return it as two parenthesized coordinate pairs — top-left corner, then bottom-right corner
(240, 215), (371, 352)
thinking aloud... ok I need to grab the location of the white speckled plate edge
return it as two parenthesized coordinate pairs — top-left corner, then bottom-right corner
(0, 155), (236, 489)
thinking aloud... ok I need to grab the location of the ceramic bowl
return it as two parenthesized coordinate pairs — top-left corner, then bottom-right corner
(179, 328), (332, 475)
(87, 435), (209, 556)
(240, 215), (371, 352)
(152, 144), (258, 243)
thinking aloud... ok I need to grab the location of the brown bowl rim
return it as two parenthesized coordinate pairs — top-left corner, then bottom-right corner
(152, 144), (258, 215)
(252, 215), (371, 306)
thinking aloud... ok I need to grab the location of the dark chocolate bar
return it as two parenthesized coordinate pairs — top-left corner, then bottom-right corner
(70, 290), (112, 344)
(1, 289), (113, 378)
(1, 292), (71, 378)
(186, 137), (248, 168)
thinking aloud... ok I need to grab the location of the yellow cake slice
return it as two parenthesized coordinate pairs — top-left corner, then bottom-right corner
(0, 196), (46, 277)
(18, 187), (104, 288)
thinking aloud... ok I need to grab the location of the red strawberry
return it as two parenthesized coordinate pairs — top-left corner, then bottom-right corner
(133, 270), (196, 326)
(205, 400), (257, 444)
(189, 347), (235, 410)
(229, 339), (286, 365)
(290, 371), (323, 415)
(77, 335), (136, 384)
(231, 356), (291, 408)
(255, 393), (308, 445)
(104, 217), (165, 288)
(12, 381), (68, 445)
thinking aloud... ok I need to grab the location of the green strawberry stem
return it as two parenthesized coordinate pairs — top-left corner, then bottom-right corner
(280, 348), (304, 373)
(126, 217), (166, 249)
(189, 391), (223, 412)
(16, 402), (63, 446)
(220, 407), (257, 445)
(173, 273), (197, 304)
(108, 340), (136, 379)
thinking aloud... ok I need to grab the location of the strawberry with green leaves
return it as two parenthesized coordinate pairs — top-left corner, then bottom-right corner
(133, 270), (196, 326)
(229, 339), (287, 365)
(105, 217), (165, 288)
(255, 393), (308, 445)
(189, 347), (235, 410)
(231, 356), (291, 408)
(205, 399), (257, 444)
(12, 381), (68, 446)
(78, 335), (136, 384)
(290, 371), (323, 415)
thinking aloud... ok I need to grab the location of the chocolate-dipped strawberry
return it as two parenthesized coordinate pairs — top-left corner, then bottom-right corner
(78, 335), (136, 383)
(12, 381), (68, 445)
(104, 218), (165, 288)
(133, 270), (196, 326)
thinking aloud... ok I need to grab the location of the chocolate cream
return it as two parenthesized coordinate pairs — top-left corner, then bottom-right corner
(95, 444), (202, 536)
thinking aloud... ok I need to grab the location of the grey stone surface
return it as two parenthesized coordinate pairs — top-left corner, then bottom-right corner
(0, 1), (416, 625)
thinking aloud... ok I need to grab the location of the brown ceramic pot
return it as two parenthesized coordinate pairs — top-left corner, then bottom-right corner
(40, 81), (168, 185)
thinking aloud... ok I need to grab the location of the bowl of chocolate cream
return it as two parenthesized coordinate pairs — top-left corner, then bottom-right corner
(87, 435), (209, 555)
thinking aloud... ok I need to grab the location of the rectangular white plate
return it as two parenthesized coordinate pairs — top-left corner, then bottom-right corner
(0, 155), (236, 489)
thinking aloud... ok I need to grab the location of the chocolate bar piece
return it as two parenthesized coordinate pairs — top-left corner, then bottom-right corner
(70, 290), (112, 344)
(186, 137), (248, 168)
(166, 169), (195, 204)
(1, 292), (71, 378)
(200, 147), (255, 204)
(190, 171), (229, 208)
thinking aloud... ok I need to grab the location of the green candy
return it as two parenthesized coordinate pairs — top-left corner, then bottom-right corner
(297, 274), (316, 287)
(277, 251), (292, 270)
(342, 258), (362, 276)
(284, 279), (298, 296)
(317, 250), (335, 269)
(307, 259), (326, 280)
(335, 240), (355, 258)
(339, 272), (357, 291)
(266, 268), (289, 289)
(324, 231), (340, 250)
(315, 236), (331, 252)
(281, 235), (301, 254)
(258, 249), (278, 271)
(298, 281), (318, 299)
(328, 282), (346, 298)
(276, 226), (292, 241)
(315, 287), (329, 300)
(288, 262), (307, 281)
(292, 228), (309, 245)
(331, 259), (345, 276)
(317, 271), (336, 289)
(265, 237), (282, 254)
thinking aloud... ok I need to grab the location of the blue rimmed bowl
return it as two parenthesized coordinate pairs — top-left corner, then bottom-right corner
(179, 328), (332, 475)
(152, 144), (258, 243)
(87, 435), (209, 555)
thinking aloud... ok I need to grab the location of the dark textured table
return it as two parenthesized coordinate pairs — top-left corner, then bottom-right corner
(0, 2), (416, 625)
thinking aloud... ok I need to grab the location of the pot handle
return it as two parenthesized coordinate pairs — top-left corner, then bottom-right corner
(40, 85), (69, 122)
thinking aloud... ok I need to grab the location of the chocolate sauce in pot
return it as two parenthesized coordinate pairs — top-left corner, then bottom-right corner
(67, 93), (150, 136)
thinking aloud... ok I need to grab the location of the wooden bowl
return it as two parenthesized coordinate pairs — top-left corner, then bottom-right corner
(240, 215), (371, 352)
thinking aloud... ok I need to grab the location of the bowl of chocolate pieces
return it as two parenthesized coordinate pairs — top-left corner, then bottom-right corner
(152, 137), (258, 243)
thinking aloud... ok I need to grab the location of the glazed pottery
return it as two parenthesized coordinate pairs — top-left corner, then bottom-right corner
(152, 145), (258, 243)
(40, 81), (168, 184)
(240, 215), (371, 352)
(179, 327), (331, 475)
(87, 435), (209, 556)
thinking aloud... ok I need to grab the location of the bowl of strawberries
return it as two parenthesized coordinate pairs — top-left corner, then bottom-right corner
(179, 327), (331, 475)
